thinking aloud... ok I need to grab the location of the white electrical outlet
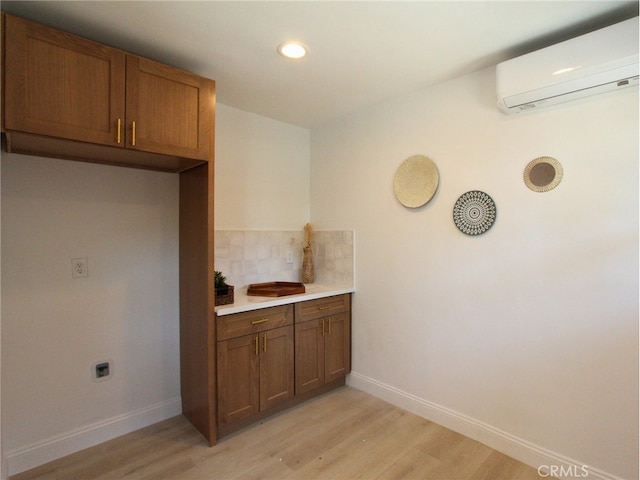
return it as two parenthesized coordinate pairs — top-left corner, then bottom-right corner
(72, 258), (88, 278)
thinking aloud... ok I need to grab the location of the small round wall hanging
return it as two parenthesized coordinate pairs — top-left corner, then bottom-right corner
(524, 156), (563, 192)
(393, 155), (439, 208)
(453, 190), (497, 236)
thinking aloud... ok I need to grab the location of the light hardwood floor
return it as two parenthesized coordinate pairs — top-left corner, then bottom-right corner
(12, 387), (541, 480)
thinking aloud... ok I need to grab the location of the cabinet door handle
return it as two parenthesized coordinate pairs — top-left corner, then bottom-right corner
(116, 118), (121, 144)
(321, 319), (325, 336)
(251, 318), (269, 325)
(254, 336), (259, 356)
(263, 333), (267, 353)
(132, 121), (136, 146)
(328, 318), (332, 335)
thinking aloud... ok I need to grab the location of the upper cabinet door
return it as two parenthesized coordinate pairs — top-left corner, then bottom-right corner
(4, 14), (126, 146)
(125, 55), (214, 161)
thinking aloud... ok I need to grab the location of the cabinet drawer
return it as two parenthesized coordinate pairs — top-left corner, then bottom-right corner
(295, 294), (350, 323)
(217, 304), (294, 341)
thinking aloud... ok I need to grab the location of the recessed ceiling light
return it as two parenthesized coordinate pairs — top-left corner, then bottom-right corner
(277, 41), (307, 59)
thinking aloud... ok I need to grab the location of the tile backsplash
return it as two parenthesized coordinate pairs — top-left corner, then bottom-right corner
(215, 230), (354, 289)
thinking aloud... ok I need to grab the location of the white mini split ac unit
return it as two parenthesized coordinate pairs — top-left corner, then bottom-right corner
(496, 17), (639, 114)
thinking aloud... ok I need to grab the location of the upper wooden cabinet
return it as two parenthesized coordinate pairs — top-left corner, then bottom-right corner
(125, 56), (212, 161)
(3, 14), (126, 146)
(2, 13), (214, 172)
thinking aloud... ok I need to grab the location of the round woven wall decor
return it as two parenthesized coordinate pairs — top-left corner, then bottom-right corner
(393, 155), (439, 208)
(524, 156), (563, 192)
(453, 190), (497, 236)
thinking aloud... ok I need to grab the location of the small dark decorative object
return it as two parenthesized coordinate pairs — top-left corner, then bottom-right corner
(214, 271), (234, 306)
(453, 190), (497, 236)
(524, 156), (563, 192)
(247, 282), (305, 297)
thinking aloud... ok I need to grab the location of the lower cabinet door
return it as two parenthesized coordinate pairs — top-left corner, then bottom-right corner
(324, 312), (351, 383)
(295, 312), (351, 395)
(217, 334), (260, 427)
(295, 319), (324, 395)
(260, 325), (294, 410)
(218, 325), (294, 427)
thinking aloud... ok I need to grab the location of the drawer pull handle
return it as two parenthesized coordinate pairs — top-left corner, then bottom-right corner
(318, 306), (331, 311)
(251, 318), (269, 325)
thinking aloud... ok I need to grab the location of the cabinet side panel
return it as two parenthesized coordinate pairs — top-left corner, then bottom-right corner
(179, 163), (215, 445)
(2, 13), (5, 133)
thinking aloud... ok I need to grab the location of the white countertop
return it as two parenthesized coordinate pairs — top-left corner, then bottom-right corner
(215, 283), (355, 316)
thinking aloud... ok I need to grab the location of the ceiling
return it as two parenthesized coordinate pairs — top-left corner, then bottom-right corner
(2, 1), (638, 128)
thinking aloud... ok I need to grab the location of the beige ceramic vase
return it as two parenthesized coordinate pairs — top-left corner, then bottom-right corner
(302, 246), (314, 284)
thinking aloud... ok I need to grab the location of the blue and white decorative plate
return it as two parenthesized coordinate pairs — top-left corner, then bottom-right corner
(453, 191), (496, 236)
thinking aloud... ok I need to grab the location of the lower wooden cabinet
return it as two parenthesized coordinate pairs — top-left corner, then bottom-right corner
(217, 333), (259, 425)
(260, 326), (295, 409)
(323, 312), (351, 382)
(216, 294), (351, 434)
(217, 325), (294, 427)
(216, 306), (294, 428)
(295, 299), (351, 395)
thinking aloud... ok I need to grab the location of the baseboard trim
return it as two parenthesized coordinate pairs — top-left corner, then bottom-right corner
(1, 452), (8, 480)
(6, 396), (182, 476)
(347, 372), (622, 480)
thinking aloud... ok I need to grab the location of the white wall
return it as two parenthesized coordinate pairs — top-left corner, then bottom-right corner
(1, 155), (181, 474)
(1, 67), (635, 479)
(0, 104), (311, 474)
(215, 103), (311, 230)
(310, 67), (639, 479)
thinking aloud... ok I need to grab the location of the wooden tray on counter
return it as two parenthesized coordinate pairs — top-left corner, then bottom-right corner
(247, 281), (306, 297)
